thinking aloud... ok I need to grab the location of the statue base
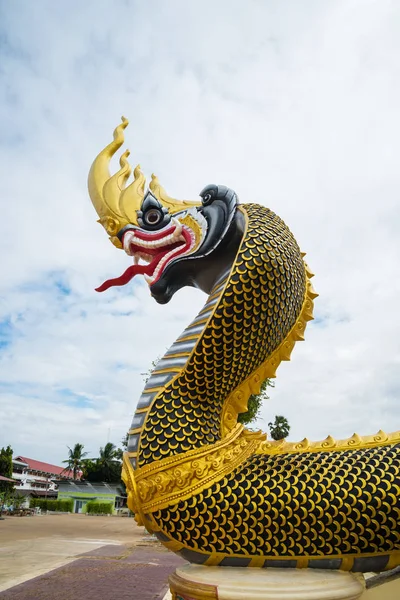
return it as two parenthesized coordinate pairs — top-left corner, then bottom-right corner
(168, 565), (365, 600)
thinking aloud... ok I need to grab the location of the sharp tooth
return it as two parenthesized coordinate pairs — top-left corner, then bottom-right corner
(172, 217), (183, 236)
(144, 274), (154, 285)
(134, 255), (139, 265)
(123, 231), (135, 255)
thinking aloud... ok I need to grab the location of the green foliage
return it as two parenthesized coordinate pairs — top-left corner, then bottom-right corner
(59, 499), (74, 512)
(0, 445), (13, 478)
(142, 357), (161, 385)
(81, 458), (96, 479)
(82, 443), (122, 483)
(86, 501), (113, 515)
(238, 380), (275, 425)
(236, 382), (291, 441)
(62, 443), (89, 479)
(268, 415), (290, 440)
(11, 493), (25, 509)
(29, 498), (73, 512)
(0, 445), (14, 495)
(1, 490), (33, 512)
(0, 488), (14, 513)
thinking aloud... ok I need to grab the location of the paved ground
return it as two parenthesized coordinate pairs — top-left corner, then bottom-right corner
(1, 514), (398, 599)
(0, 544), (183, 600)
(0, 512), (140, 544)
(0, 514), (184, 598)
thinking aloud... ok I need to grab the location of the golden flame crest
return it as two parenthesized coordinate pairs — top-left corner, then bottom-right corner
(88, 117), (200, 248)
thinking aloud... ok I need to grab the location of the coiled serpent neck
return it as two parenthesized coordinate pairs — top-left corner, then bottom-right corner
(129, 204), (307, 467)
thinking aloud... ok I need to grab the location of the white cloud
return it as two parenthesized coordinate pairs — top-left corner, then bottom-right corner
(1, 0), (399, 464)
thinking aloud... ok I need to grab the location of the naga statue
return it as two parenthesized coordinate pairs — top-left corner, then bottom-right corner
(88, 117), (400, 575)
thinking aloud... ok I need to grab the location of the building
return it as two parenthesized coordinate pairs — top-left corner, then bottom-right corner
(57, 480), (126, 514)
(12, 456), (74, 498)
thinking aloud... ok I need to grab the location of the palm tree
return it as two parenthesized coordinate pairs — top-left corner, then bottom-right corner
(63, 443), (89, 479)
(268, 415), (290, 441)
(97, 442), (119, 481)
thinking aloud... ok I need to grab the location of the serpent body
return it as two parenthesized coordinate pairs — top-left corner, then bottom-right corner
(124, 203), (400, 572)
(88, 118), (400, 573)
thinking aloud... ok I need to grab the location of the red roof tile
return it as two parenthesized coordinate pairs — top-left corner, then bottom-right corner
(14, 456), (75, 478)
(0, 475), (16, 482)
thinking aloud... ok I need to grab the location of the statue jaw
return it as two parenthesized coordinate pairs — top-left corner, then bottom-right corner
(95, 185), (240, 301)
(150, 208), (245, 304)
(95, 212), (203, 293)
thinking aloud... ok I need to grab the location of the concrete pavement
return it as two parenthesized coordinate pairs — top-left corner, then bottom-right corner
(0, 514), (184, 599)
(0, 543), (184, 600)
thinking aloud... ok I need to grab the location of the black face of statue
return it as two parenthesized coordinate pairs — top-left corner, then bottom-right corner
(96, 185), (241, 302)
(149, 186), (242, 304)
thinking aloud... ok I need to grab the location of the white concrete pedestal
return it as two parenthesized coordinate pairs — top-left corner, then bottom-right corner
(169, 565), (365, 600)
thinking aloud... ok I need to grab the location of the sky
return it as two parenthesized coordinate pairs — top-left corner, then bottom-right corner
(0, 0), (399, 465)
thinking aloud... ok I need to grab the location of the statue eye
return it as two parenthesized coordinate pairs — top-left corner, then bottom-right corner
(144, 209), (162, 226)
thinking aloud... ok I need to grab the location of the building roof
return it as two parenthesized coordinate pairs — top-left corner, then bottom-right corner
(12, 489), (57, 498)
(57, 480), (125, 496)
(14, 456), (74, 479)
(12, 459), (29, 467)
(13, 489), (35, 498)
(0, 475), (16, 482)
(33, 490), (57, 497)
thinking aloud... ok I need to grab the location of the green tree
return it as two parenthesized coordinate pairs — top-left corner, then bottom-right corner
(0, 446), (13, 478)
(268, 415), (290, 440)
(81, 458), (96, 480)
(11, 492), (25, 510)
(98, 442), (120, 480)
(0, 446), (14, 516)
(238, 380), (275, 426)
(83, 443), (122, 483)
(62, 443), (89, 479)
(0, 488), (14, 516)
(0, 446), (14, 492)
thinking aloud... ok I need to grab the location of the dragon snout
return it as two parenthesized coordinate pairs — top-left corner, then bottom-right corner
(200, 184), (236, 206)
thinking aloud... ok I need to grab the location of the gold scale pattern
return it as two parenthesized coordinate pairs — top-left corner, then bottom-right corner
(125, 202), (400, 572)
(151, 442), (400, 570)
(137, 204), (306, 465)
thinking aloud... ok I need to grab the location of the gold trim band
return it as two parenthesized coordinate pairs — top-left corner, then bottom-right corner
(257, 429), (400, 456)
(123, 424), (265, 515)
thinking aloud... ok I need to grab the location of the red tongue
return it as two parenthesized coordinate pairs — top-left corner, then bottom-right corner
(95, 263), (153, 293)
(96, 230), (190, 293)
